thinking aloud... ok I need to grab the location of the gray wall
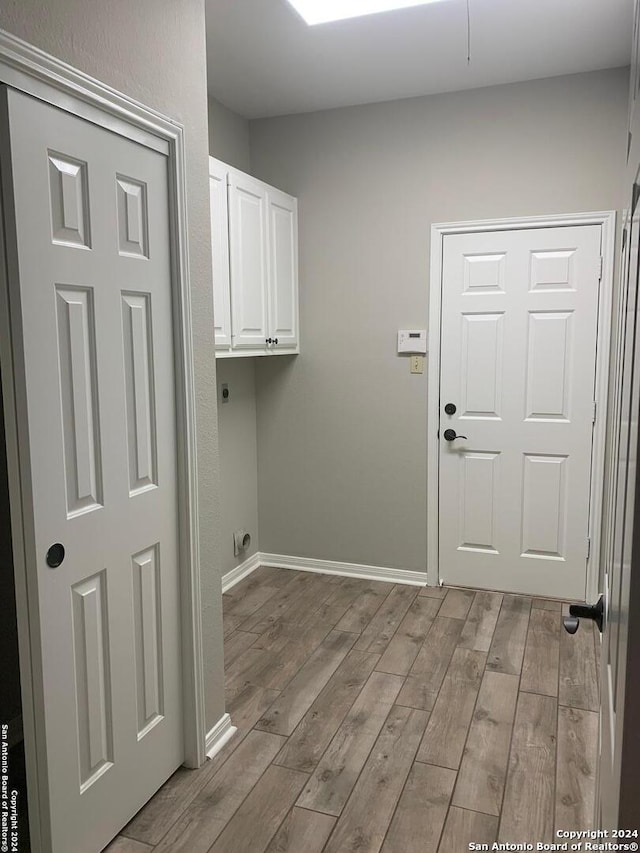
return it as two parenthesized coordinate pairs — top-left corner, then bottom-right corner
(215, 359), (260, 576)
(0, 0), (225, 732)
(250, 68), (629, 575)
(209, 96), (251, 172)
(207, 98), (260, 578)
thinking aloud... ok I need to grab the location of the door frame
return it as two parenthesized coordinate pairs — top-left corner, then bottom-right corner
(0, 29), (206, 852)
(427, 211), (617, 599)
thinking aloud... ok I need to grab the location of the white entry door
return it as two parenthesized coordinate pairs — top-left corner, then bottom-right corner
(1, 88), (183, 853)
(439, 224), (602, 599)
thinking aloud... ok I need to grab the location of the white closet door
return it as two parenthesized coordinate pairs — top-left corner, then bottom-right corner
(228, 170), (269, 350)
(1, 87), (183, 853)
(267, 188), (299, 351)
(209, 157), (232, 349)
(439, 225), (601, 599)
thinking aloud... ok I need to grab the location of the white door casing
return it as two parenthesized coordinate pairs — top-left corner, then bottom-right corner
(596, 13), (640, 822)
(209, 157), (232, 349)
(228, 170), (269, 349)
(0, 83), (192, 853)
(267, 187), (299, 351)
(433, 220), (610, 600)
(599, 193), (639, 827)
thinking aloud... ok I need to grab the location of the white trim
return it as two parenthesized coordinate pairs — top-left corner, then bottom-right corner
(427, 210), (616, 601)
(0, 28), (207, 851)
(602, 207), (629, 608)
(0, 29), (173, 153)
(205, 714), (237, 760)
(222, 552), (262, 593)
(589, 211), (616, 603)
(259, 553), (427, 586)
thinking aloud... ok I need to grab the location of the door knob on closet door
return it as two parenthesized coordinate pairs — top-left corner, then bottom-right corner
(443, 429), (467, 442)
(266, 338), (273, 344)
(46, 543), (65, 568)
(273, 338), (278, 345)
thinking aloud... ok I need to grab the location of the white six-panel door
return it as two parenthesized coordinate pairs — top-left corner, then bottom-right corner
(599, 200), (638, 828)
(439, 225), (602, 599)
(1, 88), (183, 853)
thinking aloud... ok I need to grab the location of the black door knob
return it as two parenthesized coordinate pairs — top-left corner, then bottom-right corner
(443, 429), (468, 442)
(563, 596), (604, 634)
(444, 403), (457, 415)
(46, 543), (65, 568)
(266, 338), (273, 344)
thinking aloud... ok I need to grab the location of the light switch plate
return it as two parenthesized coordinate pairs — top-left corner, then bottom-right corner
(410, 356), (424, 374)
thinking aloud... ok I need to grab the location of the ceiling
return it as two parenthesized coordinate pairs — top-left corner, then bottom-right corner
(205, 0), (633, 119)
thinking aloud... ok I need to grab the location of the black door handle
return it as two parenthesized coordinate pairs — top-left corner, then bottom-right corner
(563, 596), (604, 634)
(46, 543), (65, 568)
(443, 429), (468, 442)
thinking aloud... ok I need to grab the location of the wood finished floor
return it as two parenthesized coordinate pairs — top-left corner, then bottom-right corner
(108, 568), (600, 853)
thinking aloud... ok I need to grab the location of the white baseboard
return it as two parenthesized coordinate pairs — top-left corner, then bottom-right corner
(221, 551), (428, 592)
(205, 713), (237, 760)
(259, 552), (427, 587)
(221, 551), (262, 593)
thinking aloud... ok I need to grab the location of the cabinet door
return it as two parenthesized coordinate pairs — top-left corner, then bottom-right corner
(209, 158), (232, 349)
(267, 188), (299, 351)
(229, 171), (269, 350)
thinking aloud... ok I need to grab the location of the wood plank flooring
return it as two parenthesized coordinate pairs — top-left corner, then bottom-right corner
(109, 569), (600, 853)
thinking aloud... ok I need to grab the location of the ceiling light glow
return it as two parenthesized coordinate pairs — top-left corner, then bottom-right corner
(285, 0), (447, 26)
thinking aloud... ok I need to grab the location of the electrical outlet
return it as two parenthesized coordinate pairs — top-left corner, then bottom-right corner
(410, 355), (424, 374)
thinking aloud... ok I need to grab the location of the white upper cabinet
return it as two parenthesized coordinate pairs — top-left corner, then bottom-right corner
(209, 158), (232, 349)
(209, 156), (299, 357)
(229, 170), (270, 350)
(268, 188), (299, 351)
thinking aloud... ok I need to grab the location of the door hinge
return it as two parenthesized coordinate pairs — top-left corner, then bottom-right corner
(592, 400), (597, 424)
(598, 256), (603, 281)
(587, 537), (591, 560)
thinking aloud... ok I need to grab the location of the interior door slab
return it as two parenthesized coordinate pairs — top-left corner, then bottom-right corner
(439, 225), (602, 600)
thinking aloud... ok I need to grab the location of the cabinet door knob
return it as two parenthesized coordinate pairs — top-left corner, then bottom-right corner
(273, 338), (279, 345)
(266, 338), (272, 344)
